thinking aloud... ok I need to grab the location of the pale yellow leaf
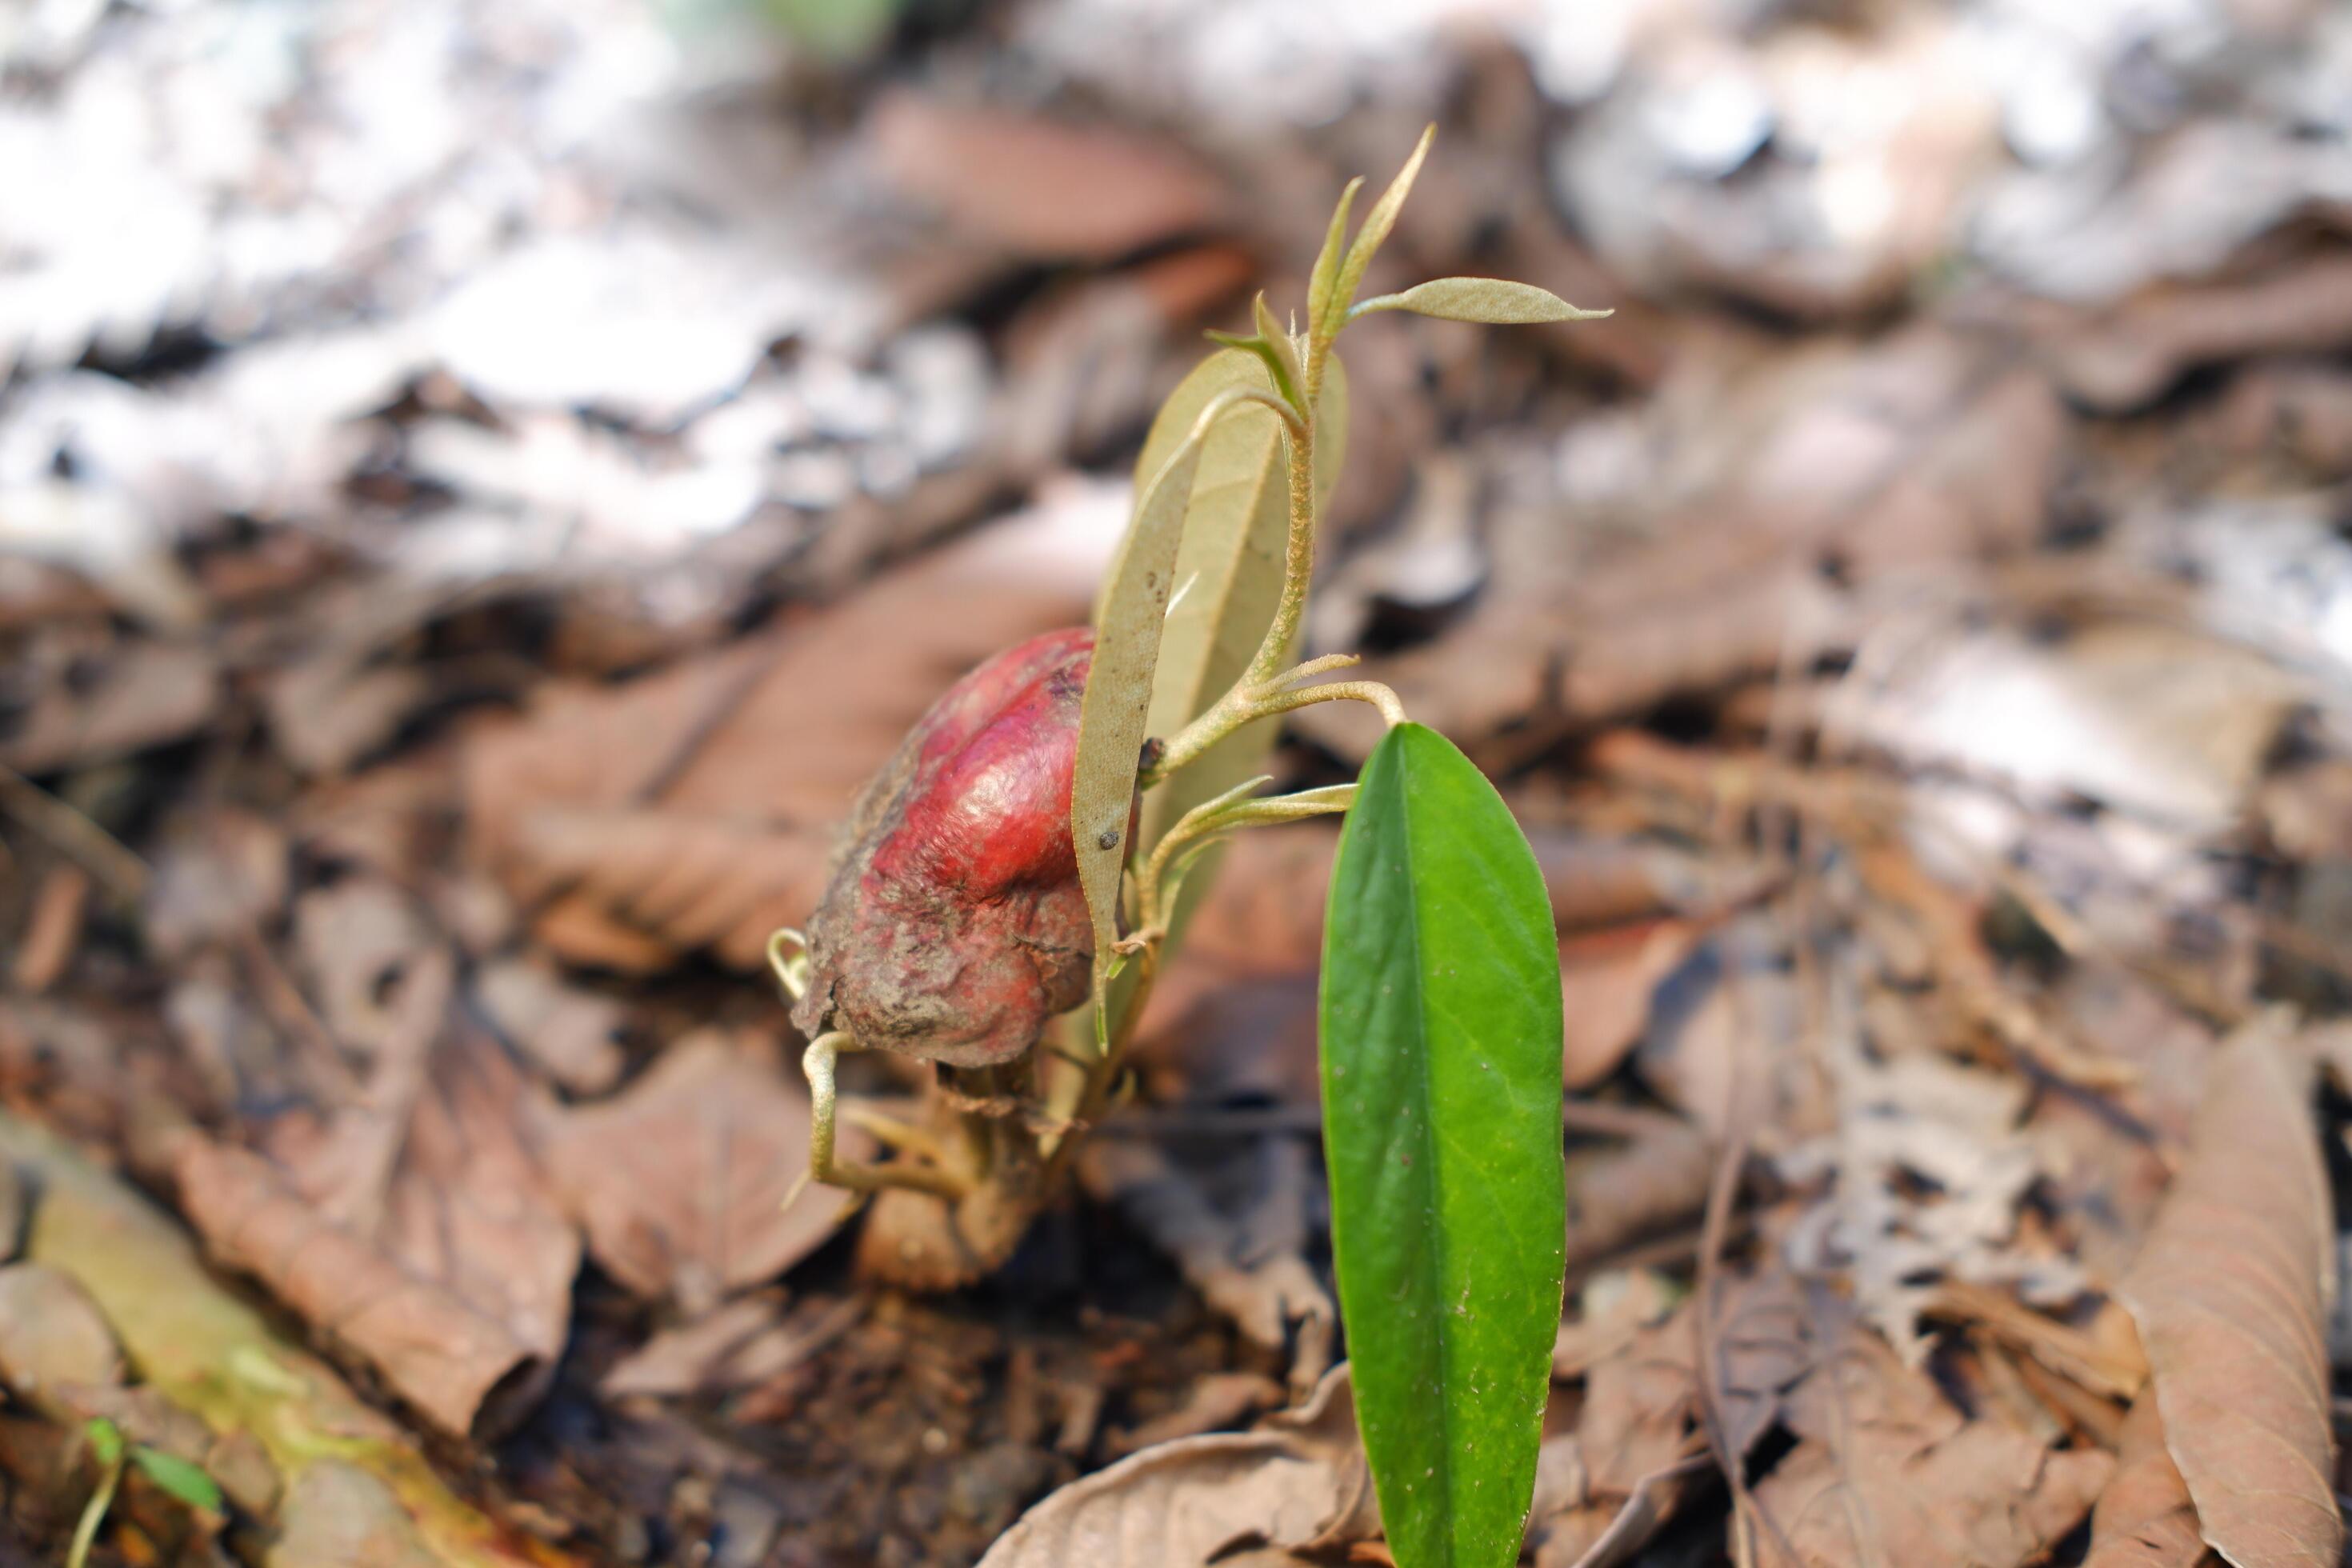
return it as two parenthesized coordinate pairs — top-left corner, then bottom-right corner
(1357, 276), (1611, 325)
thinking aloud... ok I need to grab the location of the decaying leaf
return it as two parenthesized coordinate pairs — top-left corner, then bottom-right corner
(178, 954), (578, 1438)
(977, 1364), (1377, 1568)
(2084, 1392), (2209, 1568)
(542, 1030), (863, 1314)
(0, 638), (220, 774)
(866, 90), (1226, 263)
(2118, 1021), (2341, 1568)
(1753, 1314), (2114, 1568)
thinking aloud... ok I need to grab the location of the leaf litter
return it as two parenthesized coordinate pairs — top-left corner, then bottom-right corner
(4, 0), (2352, 1563)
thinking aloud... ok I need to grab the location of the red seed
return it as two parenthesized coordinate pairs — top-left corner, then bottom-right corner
(793, 628), (1096, 1067)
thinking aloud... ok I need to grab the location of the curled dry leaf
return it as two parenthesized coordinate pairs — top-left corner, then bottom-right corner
(2118, 1021), (2341, 1568)
(1753, 1314), (2114, 1568)
(1563, 1116), (1713, 1276)
(465, 487), (1118, 970)
(2050, 258), (2352, 414)
(0, 1261), (123, 1401)
(472, 957), (625, 1097)
(2085, 1392), (2208, 1568)
(977, 1364), (1378, 1568)
(178, 954), (578, 1439)
(541, 1030), (866, 1314)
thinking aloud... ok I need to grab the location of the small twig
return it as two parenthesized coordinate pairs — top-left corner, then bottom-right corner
(0, 764), (149, 904)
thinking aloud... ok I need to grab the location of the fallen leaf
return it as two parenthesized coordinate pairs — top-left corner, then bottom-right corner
(977, 1364), (1378, 1568)
(2118, 1020), (2341, 1568)
(600, 1293), (864, 1401)
(541, 1030), (862, 1313)
(177, 954), (578, 1438)
(1754, 1314), (2114, 1568)
(465, 485), (1120, 968)
(0, 637), (218, 773)
(1560, 922), (1701, 1090)
(472, 958), (625, 1097)
(142, 807), (288, 961)
(0, 1262), (122, 1400)
(2050, 258), (2352, 414)
(2085, 1392), (2210, 1568)
(11, 864), (89, 993)
(290, 877), (438, 1058)
(1076, 1136), (1334, 1399)
(867, 91), (1226, 262)
(1564, 1118), (1714, 1276)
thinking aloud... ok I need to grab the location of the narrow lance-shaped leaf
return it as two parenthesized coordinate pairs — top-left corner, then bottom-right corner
(1072, 390), (1261, 1029)
(1351, 277), (1612, 326)
(1122, 348), (1346, 942)
(130, 1446), (224, 1513)
(1325, 124), (1434, 340)
(1306, 176), (1365, 344)
(1321, 723), (1565, 1568)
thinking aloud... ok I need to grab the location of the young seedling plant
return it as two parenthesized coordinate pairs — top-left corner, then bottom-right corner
(771, 127), (1606, 1567)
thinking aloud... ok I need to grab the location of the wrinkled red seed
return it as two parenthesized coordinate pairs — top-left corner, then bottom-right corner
(793, 627), (1096, 1067)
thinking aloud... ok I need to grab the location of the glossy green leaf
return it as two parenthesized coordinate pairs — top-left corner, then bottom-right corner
(1319, 723), (1565, 1568)
(1326, 124), (1434, 341)
(130, 1446), (223, 1514)
(1125, 347), (1346, 940)
(1352, 277), (1612, 326)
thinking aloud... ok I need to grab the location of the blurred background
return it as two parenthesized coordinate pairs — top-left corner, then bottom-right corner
(6, 1), (2352, 1565)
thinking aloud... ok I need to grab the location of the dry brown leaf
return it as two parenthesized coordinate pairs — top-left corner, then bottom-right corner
(290, 876), (437, 1058)
(472, 957), (624, 1096)
(541, 1030), (860, 1313)
(1754, 1315), (2114, 1568)
(176, 954), (578, 1438)
(1578, 1299), (1701, 1494)
(977, 1364), (1378, 1568)
(600, 1292), (863, 1401)
(2052, 258), (2352, 414)
(1077, 1135), (1334, 1399)
(142, 806), (289, 960)
(1560, 922), (1700, 1090)
(2118, 1020), (2341, 1568)
(0, 638), (219, 772)
(2086, 1392), (2211, 1568)
(11, 864), (88, 993)
(1306, 331), (2058, 751)
(465, 491), (1118, 968)
(1564, 1117), (1714, 1275)
(0, 1262), (123, 1399)
(867, 90), (1226, 262)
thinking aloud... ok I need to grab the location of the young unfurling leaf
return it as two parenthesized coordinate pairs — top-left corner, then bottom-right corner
(1351, 276), (1612, 326)
(1323, 124), (1434, 343)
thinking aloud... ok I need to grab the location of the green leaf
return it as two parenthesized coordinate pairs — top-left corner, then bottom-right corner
(84, 1418), (124, 1467)
(129, 1446), (223, 1514)
(1074, 386), (1262, 1025)
(1124, 348), (1347, 940)
(1319, 723), (1565, 1568)
(1351, 278), (1612, 326)
(1307, 176), (1365, 342)
(1326, 124), (1434, 341)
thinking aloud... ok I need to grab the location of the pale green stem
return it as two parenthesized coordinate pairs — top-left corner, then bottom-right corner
(66, 1455), (122, 1568)
(796, 1033), (970, 1202)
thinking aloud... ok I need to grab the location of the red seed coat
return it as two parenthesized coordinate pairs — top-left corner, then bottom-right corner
(793, 627), (1095, 1067)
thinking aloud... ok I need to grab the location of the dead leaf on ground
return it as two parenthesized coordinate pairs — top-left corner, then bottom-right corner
(2050, 258), (2352, 414)
(177, 953), (578, 1438)
(291, 877), (438, 1058)
(1560, 921), (1702, 1090)
(541, 1030), (862, 1314)
(0, 1262), (123, 1401)
(1564, 1116), (1714, 1276)
(0, 637), (219, 774)
(142, 806), (288, 960)
(2085, 1391), (2210, 1568)
(2118, 1019), (2342, 1568)
(11, 865), (89, 994)
(464, 486), (1120, 970)
(1752, 1311), (2114, 1568)
(472, 958), (625, 1097)
(866, 90), (1226, 263)
(601, 1292), (865, 1402)
(977, 1363), (1377, 1568)
(1077, 1135), (1334, 1400)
